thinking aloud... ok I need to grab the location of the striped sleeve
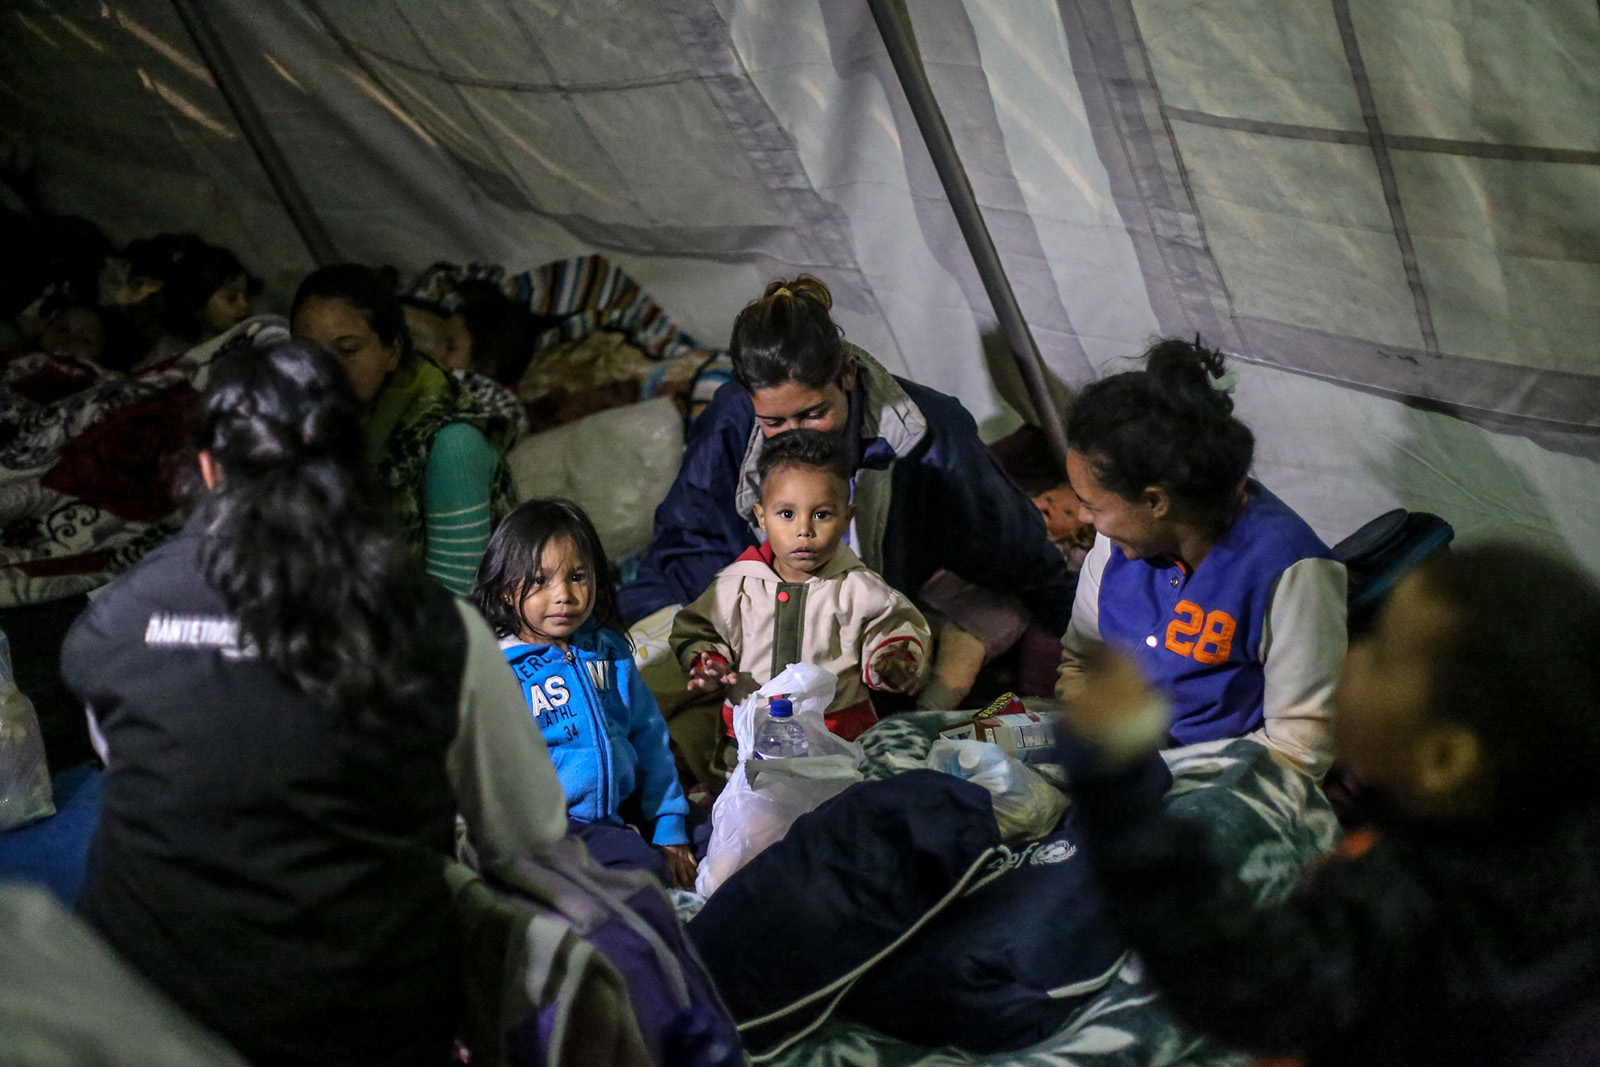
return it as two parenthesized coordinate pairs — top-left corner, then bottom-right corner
(423, 422), (499, 595)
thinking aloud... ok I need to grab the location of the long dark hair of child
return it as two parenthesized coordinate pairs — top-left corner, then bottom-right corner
(194, 338), (435, 721)
(454, 278), (538, 385)
(1415, 543), (1600, 827)
(470, 498), (623, 641)
(729, 275), (848, 393)
(291, 263), (411, 356)
(1067, 335), (1253, 533)
(128, 233), (260, 342)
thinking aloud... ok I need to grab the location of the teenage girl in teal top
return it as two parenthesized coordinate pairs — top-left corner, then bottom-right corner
(292, 265), (520, 593)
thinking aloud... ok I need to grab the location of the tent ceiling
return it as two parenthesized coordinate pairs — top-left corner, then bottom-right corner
(1, 0), (1596, 570)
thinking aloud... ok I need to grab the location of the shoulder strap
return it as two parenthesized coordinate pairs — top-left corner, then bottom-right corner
(448, 859), (652, 1067)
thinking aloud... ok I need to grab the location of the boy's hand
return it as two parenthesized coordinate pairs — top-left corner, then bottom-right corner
(872, 644), (924, 695)
(659, 844), (699, 890)
(686, 650), (737, 693)
(1059, 642), (1168, 756)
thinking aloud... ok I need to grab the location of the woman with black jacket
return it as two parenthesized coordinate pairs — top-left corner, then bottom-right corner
(64, 339), (567, 1067)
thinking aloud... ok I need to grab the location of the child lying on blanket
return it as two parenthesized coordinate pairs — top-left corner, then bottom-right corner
(471, 498), (696, 890)
(1056, 544), (1600, 1067)
(671, 428), (929, 741)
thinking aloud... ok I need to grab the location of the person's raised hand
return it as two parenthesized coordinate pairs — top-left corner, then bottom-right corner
(1059, 641), (1165, 749)
(659, 844), (699, 890)
(873, 643), (924, 694)
(686, 650), (737, 693)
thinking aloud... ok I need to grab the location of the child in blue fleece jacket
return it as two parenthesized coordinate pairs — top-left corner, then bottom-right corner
(471, 499), (695, 889)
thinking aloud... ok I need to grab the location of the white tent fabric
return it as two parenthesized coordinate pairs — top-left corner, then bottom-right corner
(3, 0), (1596, 572)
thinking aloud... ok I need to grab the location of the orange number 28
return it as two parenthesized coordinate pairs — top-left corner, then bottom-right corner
(1165, 601), (1236, 664)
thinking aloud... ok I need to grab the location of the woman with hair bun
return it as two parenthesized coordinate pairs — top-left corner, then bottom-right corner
(62, 339), (567, 1067)
(1057, 336), (1346, 778)
(622, 275), (1074, 650)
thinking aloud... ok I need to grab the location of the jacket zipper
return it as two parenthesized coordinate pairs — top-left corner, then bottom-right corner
(566, 648), (612, 817)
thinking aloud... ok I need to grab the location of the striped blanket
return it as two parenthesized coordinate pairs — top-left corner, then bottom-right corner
(406, 253), (705, 360)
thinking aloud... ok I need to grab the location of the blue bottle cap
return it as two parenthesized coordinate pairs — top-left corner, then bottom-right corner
(768, 696), (793, 718)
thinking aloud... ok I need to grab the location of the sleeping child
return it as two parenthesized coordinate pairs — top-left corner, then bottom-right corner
(671, 428), (930, 741)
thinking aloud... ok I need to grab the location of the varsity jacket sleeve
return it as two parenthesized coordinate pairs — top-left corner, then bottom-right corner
(856, 575), (933, 690)
(620, 655), (691, 847)
(1056, 535), (1110, 703)
(618, 383), (760, 624)
(1060, 728), (1426, 1061)
(1250, 557), (1346, 780)
(448, 601), (569, 870)
(670, 577), (738, 674)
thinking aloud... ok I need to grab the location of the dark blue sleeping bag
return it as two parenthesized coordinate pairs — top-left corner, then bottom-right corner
(687, 760), (1172, 1054)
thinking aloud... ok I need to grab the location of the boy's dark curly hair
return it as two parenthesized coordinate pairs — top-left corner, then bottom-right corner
(756, 428), (852, 492)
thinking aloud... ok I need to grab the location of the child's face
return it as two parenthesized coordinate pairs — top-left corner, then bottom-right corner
(514, 535), (594, 647)
(1335, 573), (1482, 811)
(201, 275), (251, 338)
(441, 313), (474, 373)
(40, 307), (106, 365)
(753, 465), (852, 582)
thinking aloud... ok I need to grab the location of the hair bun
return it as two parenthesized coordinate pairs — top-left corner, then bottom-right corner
(762, 274), (833, 311)
(1144, 335), (1234, 419)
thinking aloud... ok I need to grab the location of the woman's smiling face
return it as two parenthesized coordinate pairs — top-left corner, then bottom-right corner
(1066, 448), (1172, 560)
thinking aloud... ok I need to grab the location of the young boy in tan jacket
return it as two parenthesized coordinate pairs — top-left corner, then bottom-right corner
(671, 429), (929, 740)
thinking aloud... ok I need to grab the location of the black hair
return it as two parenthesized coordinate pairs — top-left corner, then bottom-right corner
(291, 263), (410, 355)
(756, 428), (853, 495)
(195, 338), (434, 721)
(988, 424), (1066, 496)
(453, 279), (536, 384)
(1412, 545), (1600, 821)
(729, 275), (850, 393)
(470, 498), (622, 640)
(127, 233), (259, 342)
(1066, 336), (1253, 531)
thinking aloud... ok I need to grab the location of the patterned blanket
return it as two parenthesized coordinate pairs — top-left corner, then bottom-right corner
(0, 318), (288, 607)
(759, 720), (1341, 1067)
(405, 253), (705, 361)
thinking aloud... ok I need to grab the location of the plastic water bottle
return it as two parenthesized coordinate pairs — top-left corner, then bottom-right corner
(752, 696), (810, 759)
(946, 746), (986, 779)
(942, 742), (1011, 793)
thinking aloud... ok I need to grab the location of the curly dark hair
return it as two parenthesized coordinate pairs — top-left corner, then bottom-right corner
(194, 339), (434, 721)
(1066, 335), (1253, 532)
(756, 427), (852, 494)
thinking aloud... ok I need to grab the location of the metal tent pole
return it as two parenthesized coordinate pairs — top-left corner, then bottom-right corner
(866, 0), (1070, 477)
(171, 0), (340, 266)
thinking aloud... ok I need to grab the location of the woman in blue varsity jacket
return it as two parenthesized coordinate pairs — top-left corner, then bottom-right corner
(1056, 338), (1346, 779)
(472, 499), (695, 889)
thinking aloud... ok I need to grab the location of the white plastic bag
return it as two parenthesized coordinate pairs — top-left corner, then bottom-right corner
(696, 663), (863, 896)
(926, 738), (1066, 843)
(0, 630), (54, 831)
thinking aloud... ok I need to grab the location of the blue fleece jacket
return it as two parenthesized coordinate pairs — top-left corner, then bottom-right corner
(499, 622), (689, 846)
